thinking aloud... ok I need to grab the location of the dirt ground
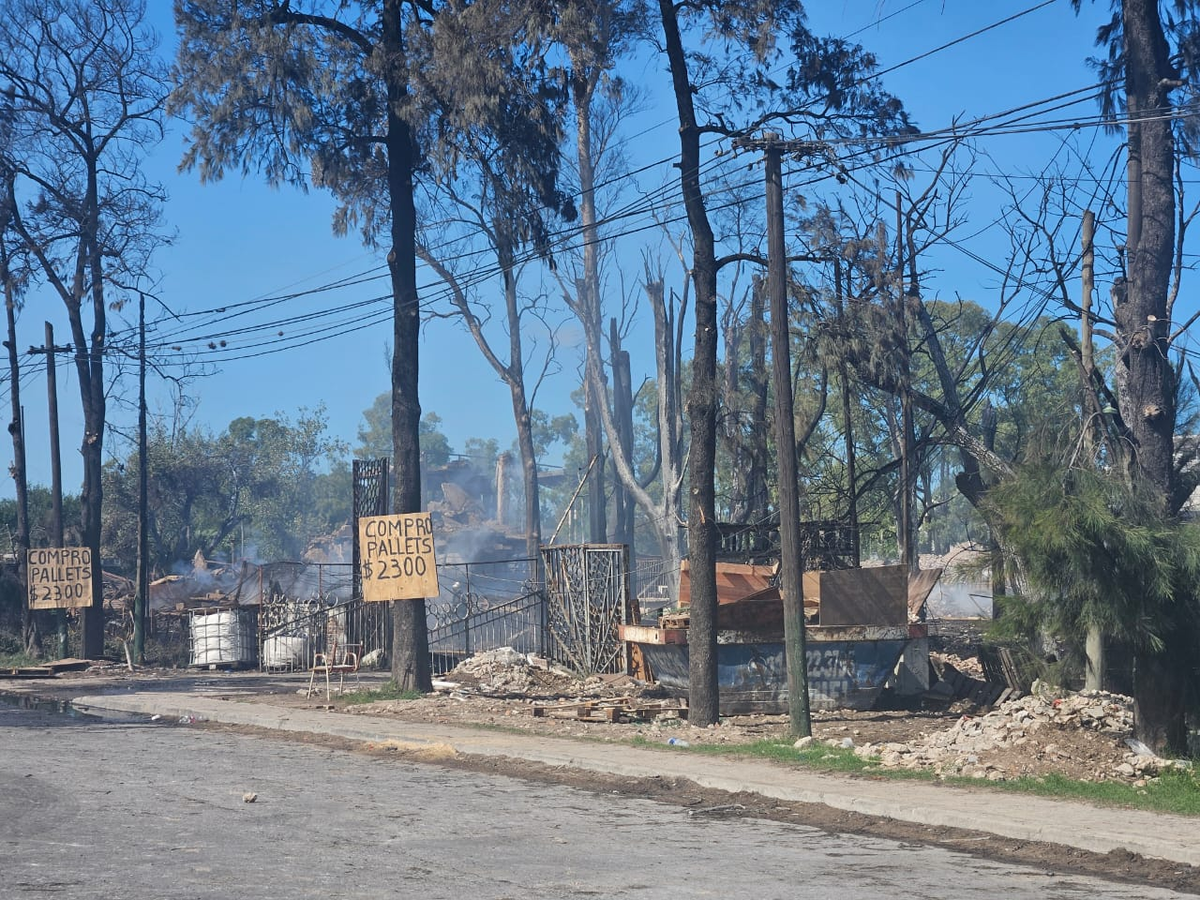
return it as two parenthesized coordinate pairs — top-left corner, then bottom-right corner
(337, 692), (1135, 782)
(318, 648), (1158, 786)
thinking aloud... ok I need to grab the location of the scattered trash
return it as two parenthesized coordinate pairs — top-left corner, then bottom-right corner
(178, 714), (198, 724)
(360, 648), (385, 669)
(667, 737), (690, 747)
(242, 792), (257, 803)
(149, 714), (160, 722)
(1125, 737), (1156, 758)
(687, 804), (745, 817)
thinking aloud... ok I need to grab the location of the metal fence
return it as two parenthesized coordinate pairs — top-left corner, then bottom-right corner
(258, 561), (356, 604)
(258, 592), (391, 671)
(427, 557), (543, 673)
(132, 550), (642, 678)
(253, 556), (546, 676)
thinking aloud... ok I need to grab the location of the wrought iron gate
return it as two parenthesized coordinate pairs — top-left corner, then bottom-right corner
(352, 458), (390, 600)
(541, 544), (630, 676)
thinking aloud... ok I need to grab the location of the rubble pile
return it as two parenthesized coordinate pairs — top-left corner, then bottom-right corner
(856, 685), (1186, 782)
(445, 648), (652, 700)
(446, 647), (582, 697)
(930, 651), (985, 680)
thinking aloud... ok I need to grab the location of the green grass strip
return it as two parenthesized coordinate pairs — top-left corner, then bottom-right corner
(636, 736), (1200, 815)
(338, 682), (424, 704)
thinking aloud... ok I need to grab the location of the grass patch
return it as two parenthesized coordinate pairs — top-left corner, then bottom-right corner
(0, 651), (41, 668)
(339, 682), (424, 704)
(632, 736), (932, 778)
(974, 767), (1200, 816)
(633, 735), (1200, 813)
(696, 739), (938, 780)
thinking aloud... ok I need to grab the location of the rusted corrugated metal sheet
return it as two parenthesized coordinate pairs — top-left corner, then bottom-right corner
(639, 628), (913, 713)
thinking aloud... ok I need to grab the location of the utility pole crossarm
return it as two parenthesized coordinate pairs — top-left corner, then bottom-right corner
(27, 343), (73, 356)
(732, 135), (825, 156)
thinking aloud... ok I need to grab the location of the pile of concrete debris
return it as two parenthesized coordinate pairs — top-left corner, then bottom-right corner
(445, 647), (645, 700)
(859, 684), (1189, 782)
(446, 648), (569, 695)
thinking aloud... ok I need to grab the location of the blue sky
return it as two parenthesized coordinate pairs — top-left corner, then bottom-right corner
(3, 0), (1125, 499)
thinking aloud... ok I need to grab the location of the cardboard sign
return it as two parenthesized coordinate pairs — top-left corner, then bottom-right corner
(359, 513), (439, 601)
(28, 547), (93, 610)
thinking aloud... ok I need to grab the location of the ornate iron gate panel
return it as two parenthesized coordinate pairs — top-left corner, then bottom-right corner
(541, 544), (630, 676)
(352, 458), (390, 600)
(425, 557), (543, 673)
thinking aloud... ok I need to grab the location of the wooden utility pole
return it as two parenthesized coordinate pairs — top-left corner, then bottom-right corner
(2, 240), (34, 654)
(737, 132), (811, 737)
(834, 258), (860, 566)
(895, 194), (917, 573)
(30, 322), (71, 658)
(134, 292), (149, 663)
(1080, 209), (1105, 691)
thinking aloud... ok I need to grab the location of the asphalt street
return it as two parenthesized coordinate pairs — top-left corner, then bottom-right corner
(0, 701), (1194, 900)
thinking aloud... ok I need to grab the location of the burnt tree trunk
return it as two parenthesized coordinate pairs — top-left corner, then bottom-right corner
(384, 0), (431, 694)
(1120, 0), (1187, 752)
(70, 163), (106, 659)
(1118, 0), (1176, 508)
(610, 319), (635, 552)
(658, 0), (719, 726)
(502, 262), (544, 564)
(2, 233), (36, 655)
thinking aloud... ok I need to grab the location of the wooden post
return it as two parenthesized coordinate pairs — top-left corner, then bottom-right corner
(764, 134), (811, 737)
(895, 194), (916, 573)
(45, 322), (68, 658)
(3, 247), (34, 654)
(134, 291), (148, 664)
(834, 258), (860, 567)
(1081, 210), (1105, 691)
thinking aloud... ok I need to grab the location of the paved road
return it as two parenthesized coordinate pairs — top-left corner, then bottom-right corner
(0, 702), (1190, 900)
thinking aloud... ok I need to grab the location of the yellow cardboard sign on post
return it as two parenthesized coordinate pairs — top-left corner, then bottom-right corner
(359, 512), (439, 601)
(28, 547), (93, 610)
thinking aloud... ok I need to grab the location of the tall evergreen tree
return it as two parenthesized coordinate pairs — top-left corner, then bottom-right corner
(1067, 0), (1200, 750)
(172, 0), (565, 690)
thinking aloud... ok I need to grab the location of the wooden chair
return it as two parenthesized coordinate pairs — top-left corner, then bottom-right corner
(307, 640), (362, 699)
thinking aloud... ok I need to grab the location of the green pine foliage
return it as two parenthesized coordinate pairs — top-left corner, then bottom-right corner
(986, 463), (1200, 655)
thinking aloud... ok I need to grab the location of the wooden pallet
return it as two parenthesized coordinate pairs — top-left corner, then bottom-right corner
(978, 646), (1026, 692)
(531, 697), (688, 723)
(924, 667), (1018, 708)
(0, 666), (55, 679)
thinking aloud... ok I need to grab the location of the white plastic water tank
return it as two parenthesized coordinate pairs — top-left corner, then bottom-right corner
(262, 634), (309, 669)
(189, 608), (256, 667)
